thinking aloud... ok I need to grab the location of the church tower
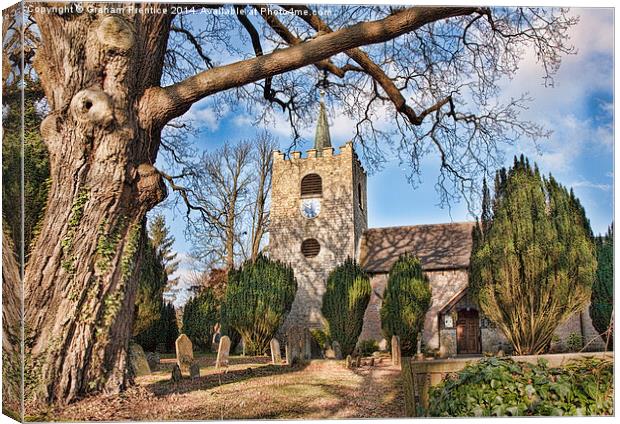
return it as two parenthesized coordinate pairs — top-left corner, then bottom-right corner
(270, 100), (368, 332)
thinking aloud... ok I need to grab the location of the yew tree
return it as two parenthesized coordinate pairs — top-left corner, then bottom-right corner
(4, 3), (579, 408)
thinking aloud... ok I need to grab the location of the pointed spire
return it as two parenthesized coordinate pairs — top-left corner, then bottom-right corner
(314, 91), (332, 154)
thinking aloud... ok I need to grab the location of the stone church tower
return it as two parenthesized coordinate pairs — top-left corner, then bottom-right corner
(270, 100), (368, 332)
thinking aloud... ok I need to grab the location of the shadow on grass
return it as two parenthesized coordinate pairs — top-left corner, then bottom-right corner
(147, 361), (311, 398)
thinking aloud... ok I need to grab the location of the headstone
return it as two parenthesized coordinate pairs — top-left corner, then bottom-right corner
(175, 334), (194, 374)
(391, 335), (401, 366)
(215, 335), (231, 368)
(285, 343), (292, 366)
(129, 342), (151, 376)
(324, 343), (336, 359)
(171, 364), (182, 382)
(303, 329), (312, 360)
(416, 333), (422, 355)
(146, 352), (160, 370)
(345, 355), (352, 369)
(355, 356), (361, 368)
(189, 362), (200, 379)
(270, 338), (282, 364)
(332, 341), (343, 360)
(369, 357), (375, 367)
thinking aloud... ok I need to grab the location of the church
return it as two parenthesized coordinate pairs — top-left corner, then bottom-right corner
(268, 101), (603, 357)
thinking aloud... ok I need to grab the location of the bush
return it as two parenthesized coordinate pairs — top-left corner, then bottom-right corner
(429, 357), (613, 417)
(182, 289), (219, 351)
(321, 258), (371, 356)
(222, 254), (297, 355)
(380, 253), (431, 356)
(565, 333), (583, 353)
(135, 301), (178, 353)
(357, 339), (379, 357)
(470, 157), (597, 355)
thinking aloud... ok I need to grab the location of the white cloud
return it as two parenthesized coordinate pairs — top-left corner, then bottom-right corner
(570, 180), (612, 191)
(183, 100), (230, 132)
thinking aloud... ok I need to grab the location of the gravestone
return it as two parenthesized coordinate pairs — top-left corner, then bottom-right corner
(270, 338), (281, 364)
(175, 334), (194, 374)
(391, 335), (401, 366)
(324, 342), (336, 359)
(146, 352), (160, 370)
(285, 342), (292, 366)
(345, 355), (352, 369)
(129, 342), (151, 376)
(332, 341), (343, 360)
(215, 335), (231, 368)
(190, 362), (200, 379)
(171, 364), (182, 382)
(369, 357), (375, 367)
(355, 356), (361, 368)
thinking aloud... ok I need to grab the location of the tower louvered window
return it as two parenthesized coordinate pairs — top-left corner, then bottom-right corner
(301, 238), (320, 258)
(301, 174), (322, 197)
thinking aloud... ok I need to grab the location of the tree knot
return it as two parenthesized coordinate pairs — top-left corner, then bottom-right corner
(70, 88), (114, 128)
(96, 16), (135, 53)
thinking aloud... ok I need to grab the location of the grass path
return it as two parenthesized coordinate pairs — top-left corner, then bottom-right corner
(52, 356), (404, 420)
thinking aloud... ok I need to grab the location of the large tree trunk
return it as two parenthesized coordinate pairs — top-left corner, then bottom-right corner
(24, 7), (172, 408)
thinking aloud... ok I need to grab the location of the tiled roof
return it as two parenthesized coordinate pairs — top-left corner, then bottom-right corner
(360, 222), (475, 273)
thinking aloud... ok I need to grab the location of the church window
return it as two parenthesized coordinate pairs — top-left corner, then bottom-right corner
(301, 238), (320, 258)
(301, 173), (322, 197)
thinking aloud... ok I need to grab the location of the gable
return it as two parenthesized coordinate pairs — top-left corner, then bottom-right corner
(359, 222), (475, 273)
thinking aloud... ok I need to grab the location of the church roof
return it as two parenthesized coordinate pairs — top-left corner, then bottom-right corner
(314, 100), (332, 152)
(359, 222), (475, 273)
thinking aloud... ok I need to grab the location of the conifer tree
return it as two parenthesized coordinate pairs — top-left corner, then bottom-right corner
(470, 156), (597, 355)
(149, 214), (180, 289)
(380, 254), (432, 356)
(182, 288), (219, 351)
(222, 254), (297, 355)
(321, 258), (371, 356)
(590, 224), (613, 349)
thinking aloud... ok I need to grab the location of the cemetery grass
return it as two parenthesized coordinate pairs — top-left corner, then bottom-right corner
(48, 356), (404, 420)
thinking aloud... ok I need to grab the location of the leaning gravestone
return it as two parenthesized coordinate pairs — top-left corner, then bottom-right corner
(391, 335), (401, 366)
(215, 335), (231, 368)
(355, 356), (362, 368)
(175, 334), (194, 374)
(270, 338), (281, 364)
(190, 362), (200, 379)
(171, 364), (182, 382)
(129, 342), (151, 376)
(332, 341), (343, 360)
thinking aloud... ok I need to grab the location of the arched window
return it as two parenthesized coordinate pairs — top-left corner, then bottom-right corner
(301, 173), (322, 197)
(301, 238), (321, 258)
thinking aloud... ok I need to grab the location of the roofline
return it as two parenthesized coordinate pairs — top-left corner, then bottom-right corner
(366, 265), (470, 274)
(363, 221), (476, 233)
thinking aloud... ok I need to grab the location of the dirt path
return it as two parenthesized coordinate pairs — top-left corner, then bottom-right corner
(50, 357), (405, 420)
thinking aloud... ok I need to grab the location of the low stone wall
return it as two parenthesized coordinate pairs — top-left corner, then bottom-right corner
(401, 351), (614, 417)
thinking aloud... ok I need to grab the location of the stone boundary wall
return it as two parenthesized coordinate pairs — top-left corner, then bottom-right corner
(401, 351), (614, 417)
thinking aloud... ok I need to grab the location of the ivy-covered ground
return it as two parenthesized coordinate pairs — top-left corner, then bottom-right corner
(49, 355), (404, 420)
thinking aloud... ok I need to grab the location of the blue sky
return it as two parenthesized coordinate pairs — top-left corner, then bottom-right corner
(153, 7), (614, 305)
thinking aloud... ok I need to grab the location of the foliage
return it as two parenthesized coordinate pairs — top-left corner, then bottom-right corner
(135, 302), (178, 353)
(2, 77), (50, 258)
(565, 333), (583, 353)
(469, 156), (597, 355)
(380, 254), (431, 356)
(357, 339), (380, 357)
(310, 328), (331, 351)
(321, 258), (371, 356)
(428, 357), (613, 417)
(149, 214), (180, 287)
(182, 288), (219, 351)
(590, 224), (613, 349)
(133, 223), (167, 336)
(222, 254), (297, 355)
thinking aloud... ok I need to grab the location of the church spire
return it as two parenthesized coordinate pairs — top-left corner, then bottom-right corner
(314, 91), (332, 153)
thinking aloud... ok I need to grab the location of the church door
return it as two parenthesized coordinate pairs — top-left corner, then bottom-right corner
(456, 309), (481, 355)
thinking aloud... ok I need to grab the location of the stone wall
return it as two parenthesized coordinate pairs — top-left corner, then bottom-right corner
(358, 269), (469, 349)
(270, 143), (367, 332)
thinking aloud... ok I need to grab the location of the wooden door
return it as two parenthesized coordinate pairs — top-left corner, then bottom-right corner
(456, 309), (481, 354)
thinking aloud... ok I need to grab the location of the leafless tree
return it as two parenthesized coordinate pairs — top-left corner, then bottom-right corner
(12, 3), (578, 406)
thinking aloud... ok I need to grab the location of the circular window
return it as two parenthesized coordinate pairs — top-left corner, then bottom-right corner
(301, 238), (320, 258)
